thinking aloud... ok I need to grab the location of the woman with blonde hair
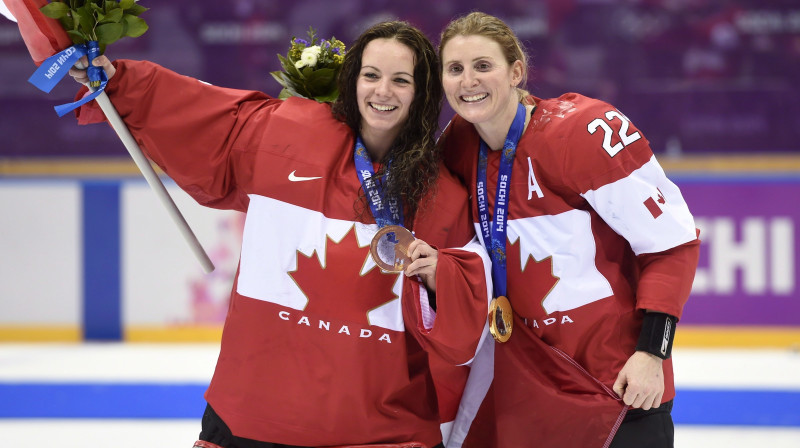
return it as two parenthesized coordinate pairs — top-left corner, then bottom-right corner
(439, 11), (699, 448)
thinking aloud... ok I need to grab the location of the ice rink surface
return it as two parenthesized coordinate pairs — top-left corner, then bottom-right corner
(1, 343), (799, 447)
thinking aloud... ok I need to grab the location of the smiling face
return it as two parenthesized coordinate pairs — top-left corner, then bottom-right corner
(356, 38), (416, 159)
(441, 34), (523, 140)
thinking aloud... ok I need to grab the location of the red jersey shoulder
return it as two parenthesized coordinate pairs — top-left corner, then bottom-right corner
(268, 97), (342, 135)
(414, 161), (473, 248)
(440, 114), (480, 185)
(532, 93), (635, 148)
(531, 93), (655, 192)
(253, 97), (353, 166)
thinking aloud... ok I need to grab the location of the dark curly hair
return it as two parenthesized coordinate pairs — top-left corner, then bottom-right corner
(332, 21), (443, 225)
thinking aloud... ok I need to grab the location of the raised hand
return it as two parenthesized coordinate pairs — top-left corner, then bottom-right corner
(68, 54), (115, 85)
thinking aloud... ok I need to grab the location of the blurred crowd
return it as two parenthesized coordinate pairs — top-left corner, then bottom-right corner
(1, 0), (798, 156)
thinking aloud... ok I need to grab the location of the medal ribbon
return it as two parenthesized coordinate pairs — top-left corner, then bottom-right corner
(354, 136), (403, 228)
(477, 103), (526, 298)
(28, 40), (108, 117)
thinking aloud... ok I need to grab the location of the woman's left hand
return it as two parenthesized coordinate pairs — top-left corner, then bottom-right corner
(612, 351), (665, 410)
(404, 239), (438, 292)
(68, 55), (116, 85)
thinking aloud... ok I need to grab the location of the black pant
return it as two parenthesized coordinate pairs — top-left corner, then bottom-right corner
(609, 400), (674, 448)
(199, 404), (306, 448)
(199, 404), (444, 448)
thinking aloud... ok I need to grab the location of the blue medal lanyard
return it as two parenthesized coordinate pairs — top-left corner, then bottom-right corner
(354, 136), (403, 228)
(477, 103), (527, 298)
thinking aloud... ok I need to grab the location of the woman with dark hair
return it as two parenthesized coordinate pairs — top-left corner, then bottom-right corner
(438, 12), (700, 448)
(332, 23), (443, 220)
(70, 21), (491, 448)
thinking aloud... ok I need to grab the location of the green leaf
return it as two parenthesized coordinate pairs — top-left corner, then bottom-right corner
(119, 0), (135, 9)
(278, 88), (293, 100)
(58, 15), (75, 32)
(66, 29), (87, 44)
(272, 72), (297, 91)
(126, 4), (148, 15)
(306, 26), (318, 46)
(280, 75), (311, 98)
(307, 67), (335, 83)
(96, 22), (124, 44)
(122, 14), (148, 36)
(77, 6), (95, 37)
(277, 54), (292, 71)
(269, 71), (285, 87)
(308, 83), (335, 97)
(285, 61), (303, 79)
(313, 87), (339, 103)
(100, 8), (124, 23)
(288, 84), (311, 99)
(41, 2), (70, 19)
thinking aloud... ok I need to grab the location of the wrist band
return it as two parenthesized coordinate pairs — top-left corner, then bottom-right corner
(636, 312), (676, 360)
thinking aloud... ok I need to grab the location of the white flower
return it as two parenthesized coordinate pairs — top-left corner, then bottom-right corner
(295, 45), (321, 69)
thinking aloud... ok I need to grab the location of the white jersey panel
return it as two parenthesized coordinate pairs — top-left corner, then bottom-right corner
(479, 210), (614, 314)
(237, 194), (404, 331)
(461, 235), (494, 316)
(582, 155), (697, 255)
(367, 276), (404, 332)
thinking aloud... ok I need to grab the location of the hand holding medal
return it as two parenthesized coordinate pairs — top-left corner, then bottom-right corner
(369, 226), (439, 293)
(370, 225), (415, 273)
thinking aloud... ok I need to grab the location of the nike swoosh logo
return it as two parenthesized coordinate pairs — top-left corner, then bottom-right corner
(288, 170), (323, 182)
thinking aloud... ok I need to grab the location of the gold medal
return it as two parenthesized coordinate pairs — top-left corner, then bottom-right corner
(369, 225), (415, 273)
(488, 295), (513, 342)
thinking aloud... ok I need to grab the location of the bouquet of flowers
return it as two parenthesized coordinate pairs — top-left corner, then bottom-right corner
(37, 0), (148, 88)
(270, 26), (346, 103)
(40, 0), (148, 53)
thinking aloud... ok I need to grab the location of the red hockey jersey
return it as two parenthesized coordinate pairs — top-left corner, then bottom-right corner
(76, 60), (492, 447)
(441, 93), (700, 447)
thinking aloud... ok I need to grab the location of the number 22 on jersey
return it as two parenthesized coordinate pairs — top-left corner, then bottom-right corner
(587, 110), (641, 157)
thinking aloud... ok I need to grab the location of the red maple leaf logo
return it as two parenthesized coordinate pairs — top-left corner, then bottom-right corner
(657, 188), (666, 204)
(504, 237), (560, 318)
(288, 226), (399, 326)
(644, 188), (666, 219)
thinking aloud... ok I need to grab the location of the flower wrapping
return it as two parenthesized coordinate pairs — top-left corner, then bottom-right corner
(270, 27), (346, 103)
(4, 0), (72, 66)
